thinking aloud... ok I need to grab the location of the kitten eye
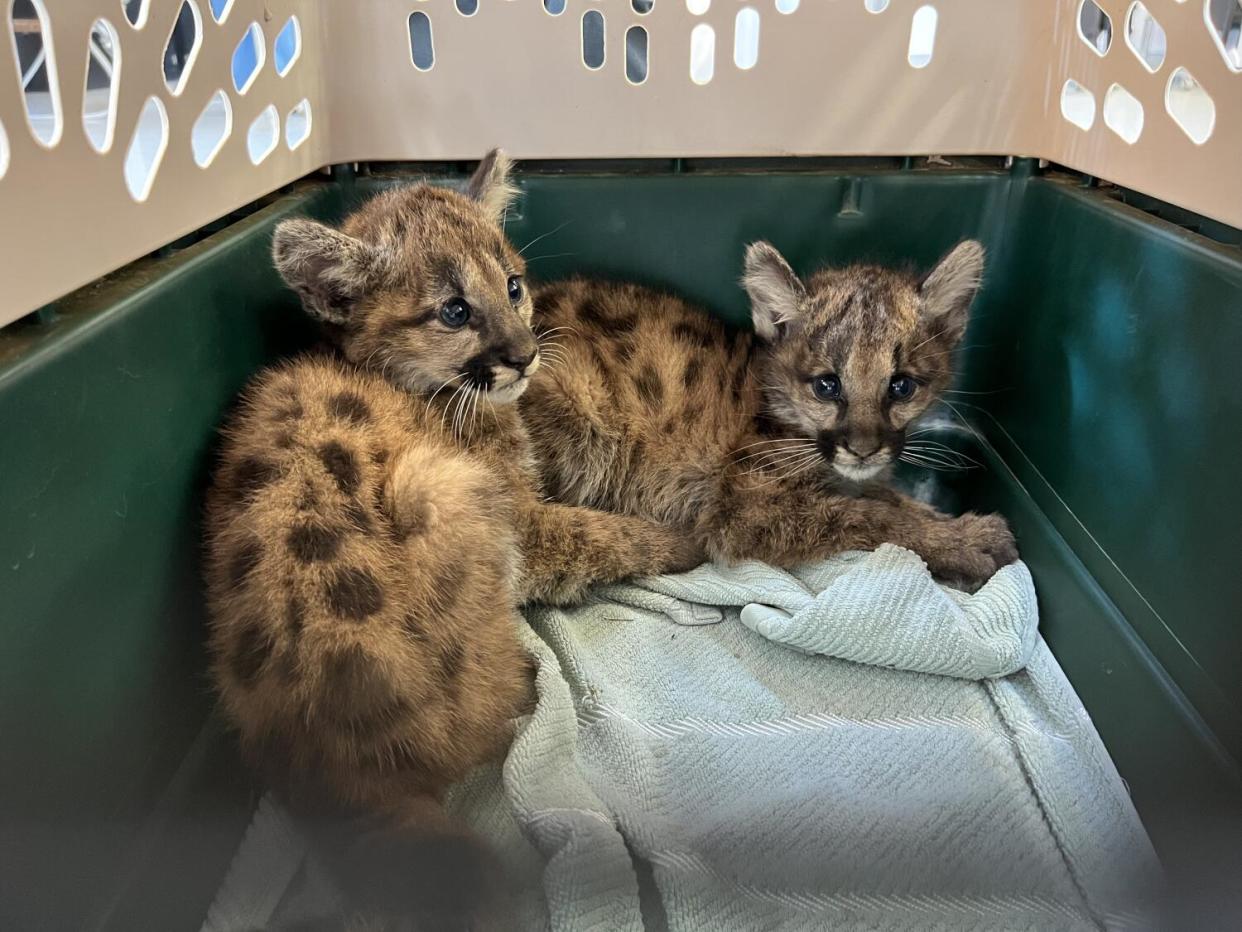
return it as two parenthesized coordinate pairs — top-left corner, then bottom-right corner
(811, 374), (842, 402)
(507, 275), (523, 304)
(439, 298), (472, 328)
(889, 374), (916, 401)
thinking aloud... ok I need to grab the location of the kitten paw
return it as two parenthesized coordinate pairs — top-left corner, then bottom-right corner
(921, 512), (1017, 592)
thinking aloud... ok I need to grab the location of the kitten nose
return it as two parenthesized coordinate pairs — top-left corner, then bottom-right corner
(843, 439), (881, 459)
(501, 350), (536, 374)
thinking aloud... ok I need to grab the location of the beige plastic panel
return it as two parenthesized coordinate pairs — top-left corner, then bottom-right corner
(0, 1), (323, 326)
(1, 0), (1239, 327)
(328, 2), (1048, 160)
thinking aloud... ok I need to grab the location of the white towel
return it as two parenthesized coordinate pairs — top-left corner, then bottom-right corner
(204, 549), (1160, 931)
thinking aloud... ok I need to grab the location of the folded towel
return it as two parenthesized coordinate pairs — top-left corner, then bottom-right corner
(596, 544), (1039, 679)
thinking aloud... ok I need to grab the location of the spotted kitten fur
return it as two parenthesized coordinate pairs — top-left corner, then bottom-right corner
(203, 152), (700, 924)
(522, 240), (1017, 591)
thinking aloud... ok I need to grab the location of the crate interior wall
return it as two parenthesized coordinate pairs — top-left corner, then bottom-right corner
(2, 162), (1240, 929)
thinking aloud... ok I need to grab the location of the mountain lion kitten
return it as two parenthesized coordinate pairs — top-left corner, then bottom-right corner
(203, 151), (700, 925)
(521, 240), (1017, 591)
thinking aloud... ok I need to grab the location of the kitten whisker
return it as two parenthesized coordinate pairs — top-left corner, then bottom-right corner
(899, 453), (964, 472)
(428, 372), (468, 405)
(754, 452), (822, 485)
(732, 437), (814, 453)
(904, 453), (977, 471)
(440, 380), (469, 436)
(907, 326), (952, 354)
(449, 381), (473, 441)
(904, 439), (969, 455)
(467, 385), (479, 435)
(459, 386), (475, 440)
(736, 444), (818, 466)
(743, 448), (820, 477)
(517, 220), (573, 257)
(742, 455), (818, 475)
(735, 448), (817, 464)
(915, 343), (991, 361)
(905, 455), (970, 471)
(523, 252), (577, 265)
(904, 440), (982, 468)
(900, 460), (952, 472)
(745, 447), (818, 465)
(450, 389), (463, 441)
(941, 400), (990, 454)
(900, 446), (978, 471)
(905, 437), (968, 451)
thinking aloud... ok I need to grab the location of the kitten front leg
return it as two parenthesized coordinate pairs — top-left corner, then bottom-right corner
(707, 476), (1016, 591)
(517, 502), (704, 606)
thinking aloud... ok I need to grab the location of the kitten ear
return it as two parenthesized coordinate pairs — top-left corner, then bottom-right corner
(272, 218), (387, 325)
(465, 148), (519, 226)
(919, 240), (985, 342)
(743, 241), (806, 341)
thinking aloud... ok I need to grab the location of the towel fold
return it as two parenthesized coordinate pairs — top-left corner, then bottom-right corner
(598, 544), (1039, 679)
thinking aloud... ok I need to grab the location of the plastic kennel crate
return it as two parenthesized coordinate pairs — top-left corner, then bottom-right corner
(1, 1), (1241, 928)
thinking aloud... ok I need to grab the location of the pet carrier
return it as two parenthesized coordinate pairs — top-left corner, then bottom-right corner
(1, 1), (1239, 928)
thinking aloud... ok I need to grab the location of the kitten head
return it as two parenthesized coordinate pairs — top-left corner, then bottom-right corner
(272, 149), (539, 404)
(743, 240), (984, 481)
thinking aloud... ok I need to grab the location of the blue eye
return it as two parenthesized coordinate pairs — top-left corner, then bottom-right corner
(507, 275), (523, 304)
(439, 298), (471, 328)
(889, 374), (916, 401)
(811, 374), (841, 401)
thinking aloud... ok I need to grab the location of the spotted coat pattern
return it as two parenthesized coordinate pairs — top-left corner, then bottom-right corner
(204, 157), (702, 868)
(522, 242), (1017, 592)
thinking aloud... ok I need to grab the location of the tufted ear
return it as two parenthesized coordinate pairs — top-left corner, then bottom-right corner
(742, 241), (807, 341)
(919, 240), (985, 343)
(465, 148), (519, 226)
(271, 218), (387, 325)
